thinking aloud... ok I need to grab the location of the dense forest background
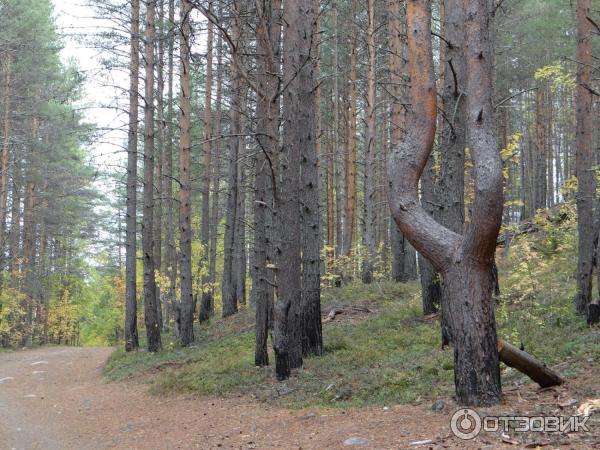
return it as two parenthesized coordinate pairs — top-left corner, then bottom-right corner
(1, 0), (600, 408)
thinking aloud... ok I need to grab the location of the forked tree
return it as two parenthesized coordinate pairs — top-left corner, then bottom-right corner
(387, 0), (502, 406)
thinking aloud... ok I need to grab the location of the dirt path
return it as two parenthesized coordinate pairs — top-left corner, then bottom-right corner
(0, 347), (596, 449)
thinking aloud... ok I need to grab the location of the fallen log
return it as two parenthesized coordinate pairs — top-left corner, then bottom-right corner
(498, 339), (564, 388)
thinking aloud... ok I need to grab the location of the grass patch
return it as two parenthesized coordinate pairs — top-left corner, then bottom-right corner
(105, 220), (600, 408)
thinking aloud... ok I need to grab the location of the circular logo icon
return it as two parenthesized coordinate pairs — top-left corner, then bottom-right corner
(451, 408), (482, 440)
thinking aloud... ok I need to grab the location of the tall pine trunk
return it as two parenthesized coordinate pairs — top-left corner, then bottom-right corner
(222, 0), (243, 318)
(301, 0), (322, 357)
(388, 0), (416, 283)
(253, 0), (280, 367)
(199, 3), (214, 322)
(274, 0), (316, 378)
(162, 0), (177, 327)
(178, 0), (194, 345)
(209, 31), (224, 313)
(575, 0), (595, 316)
(143, 0), (161, 352)
(362, 0), (377, 284)
(342, 0), (358, 258)
(154, 0), (165, 331)
(0, 54), (12, 266)
(125, 0), (140, 351)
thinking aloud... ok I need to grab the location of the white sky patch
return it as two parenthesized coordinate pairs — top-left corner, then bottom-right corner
(53, 0), (129, 170)
(52, 0), (211, 263)
(53, 0), (129, 261)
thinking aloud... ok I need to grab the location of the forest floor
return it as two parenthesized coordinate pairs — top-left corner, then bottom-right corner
(1, 345), (599, 449)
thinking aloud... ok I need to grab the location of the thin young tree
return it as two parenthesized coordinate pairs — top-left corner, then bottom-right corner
(208, 30), (223, 317)
(199, 1), (214, 322)
(342, 0), (358, 258)
(124, 0), (140, 351)
(388, 0), (417, 283)
(0, 52), (13, 264)
(222, 0), (244, 318)
(362, 0), (377, 284)
(162, 0), (177, 325)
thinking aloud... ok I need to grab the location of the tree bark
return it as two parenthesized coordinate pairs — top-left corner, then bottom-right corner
(143, 0), (161, 352)
(332, 3), (345, 258)
(0, 53), (13, 264)
(154, 0), (165, 331)
(209, 31), (224, 315)
(222, 0), (243, 318)
(389, 0), (410, 284)
(22, 114), (38, 346)
(253, 0), (280, 367)
(575, 0), (595, 317)
(534, 87), (548, 211)
(388, 0), (502, 406)
(438, 0), (466, 346)
(235, 124), (247, 306)
(162, 0), (177, 328)
(125, 4), (139, 338)
(199, 2), (214, 322)
(362, 0), (377, 284)
(419, 158), (441, 315)
(342, 0), (358, 258)
(274, 0), (315, 378)
(178, 0), (194, 345)
(302, 0), (322, 357)
(9, 159), (21, 278)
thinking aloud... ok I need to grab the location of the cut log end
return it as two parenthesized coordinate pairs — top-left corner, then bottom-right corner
(498, 339), (564, 388)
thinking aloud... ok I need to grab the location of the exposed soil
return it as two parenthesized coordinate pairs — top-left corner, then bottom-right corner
(0, 346), (598, 449)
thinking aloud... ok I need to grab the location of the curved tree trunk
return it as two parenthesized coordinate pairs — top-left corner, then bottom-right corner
(388, 0), (502, 406)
